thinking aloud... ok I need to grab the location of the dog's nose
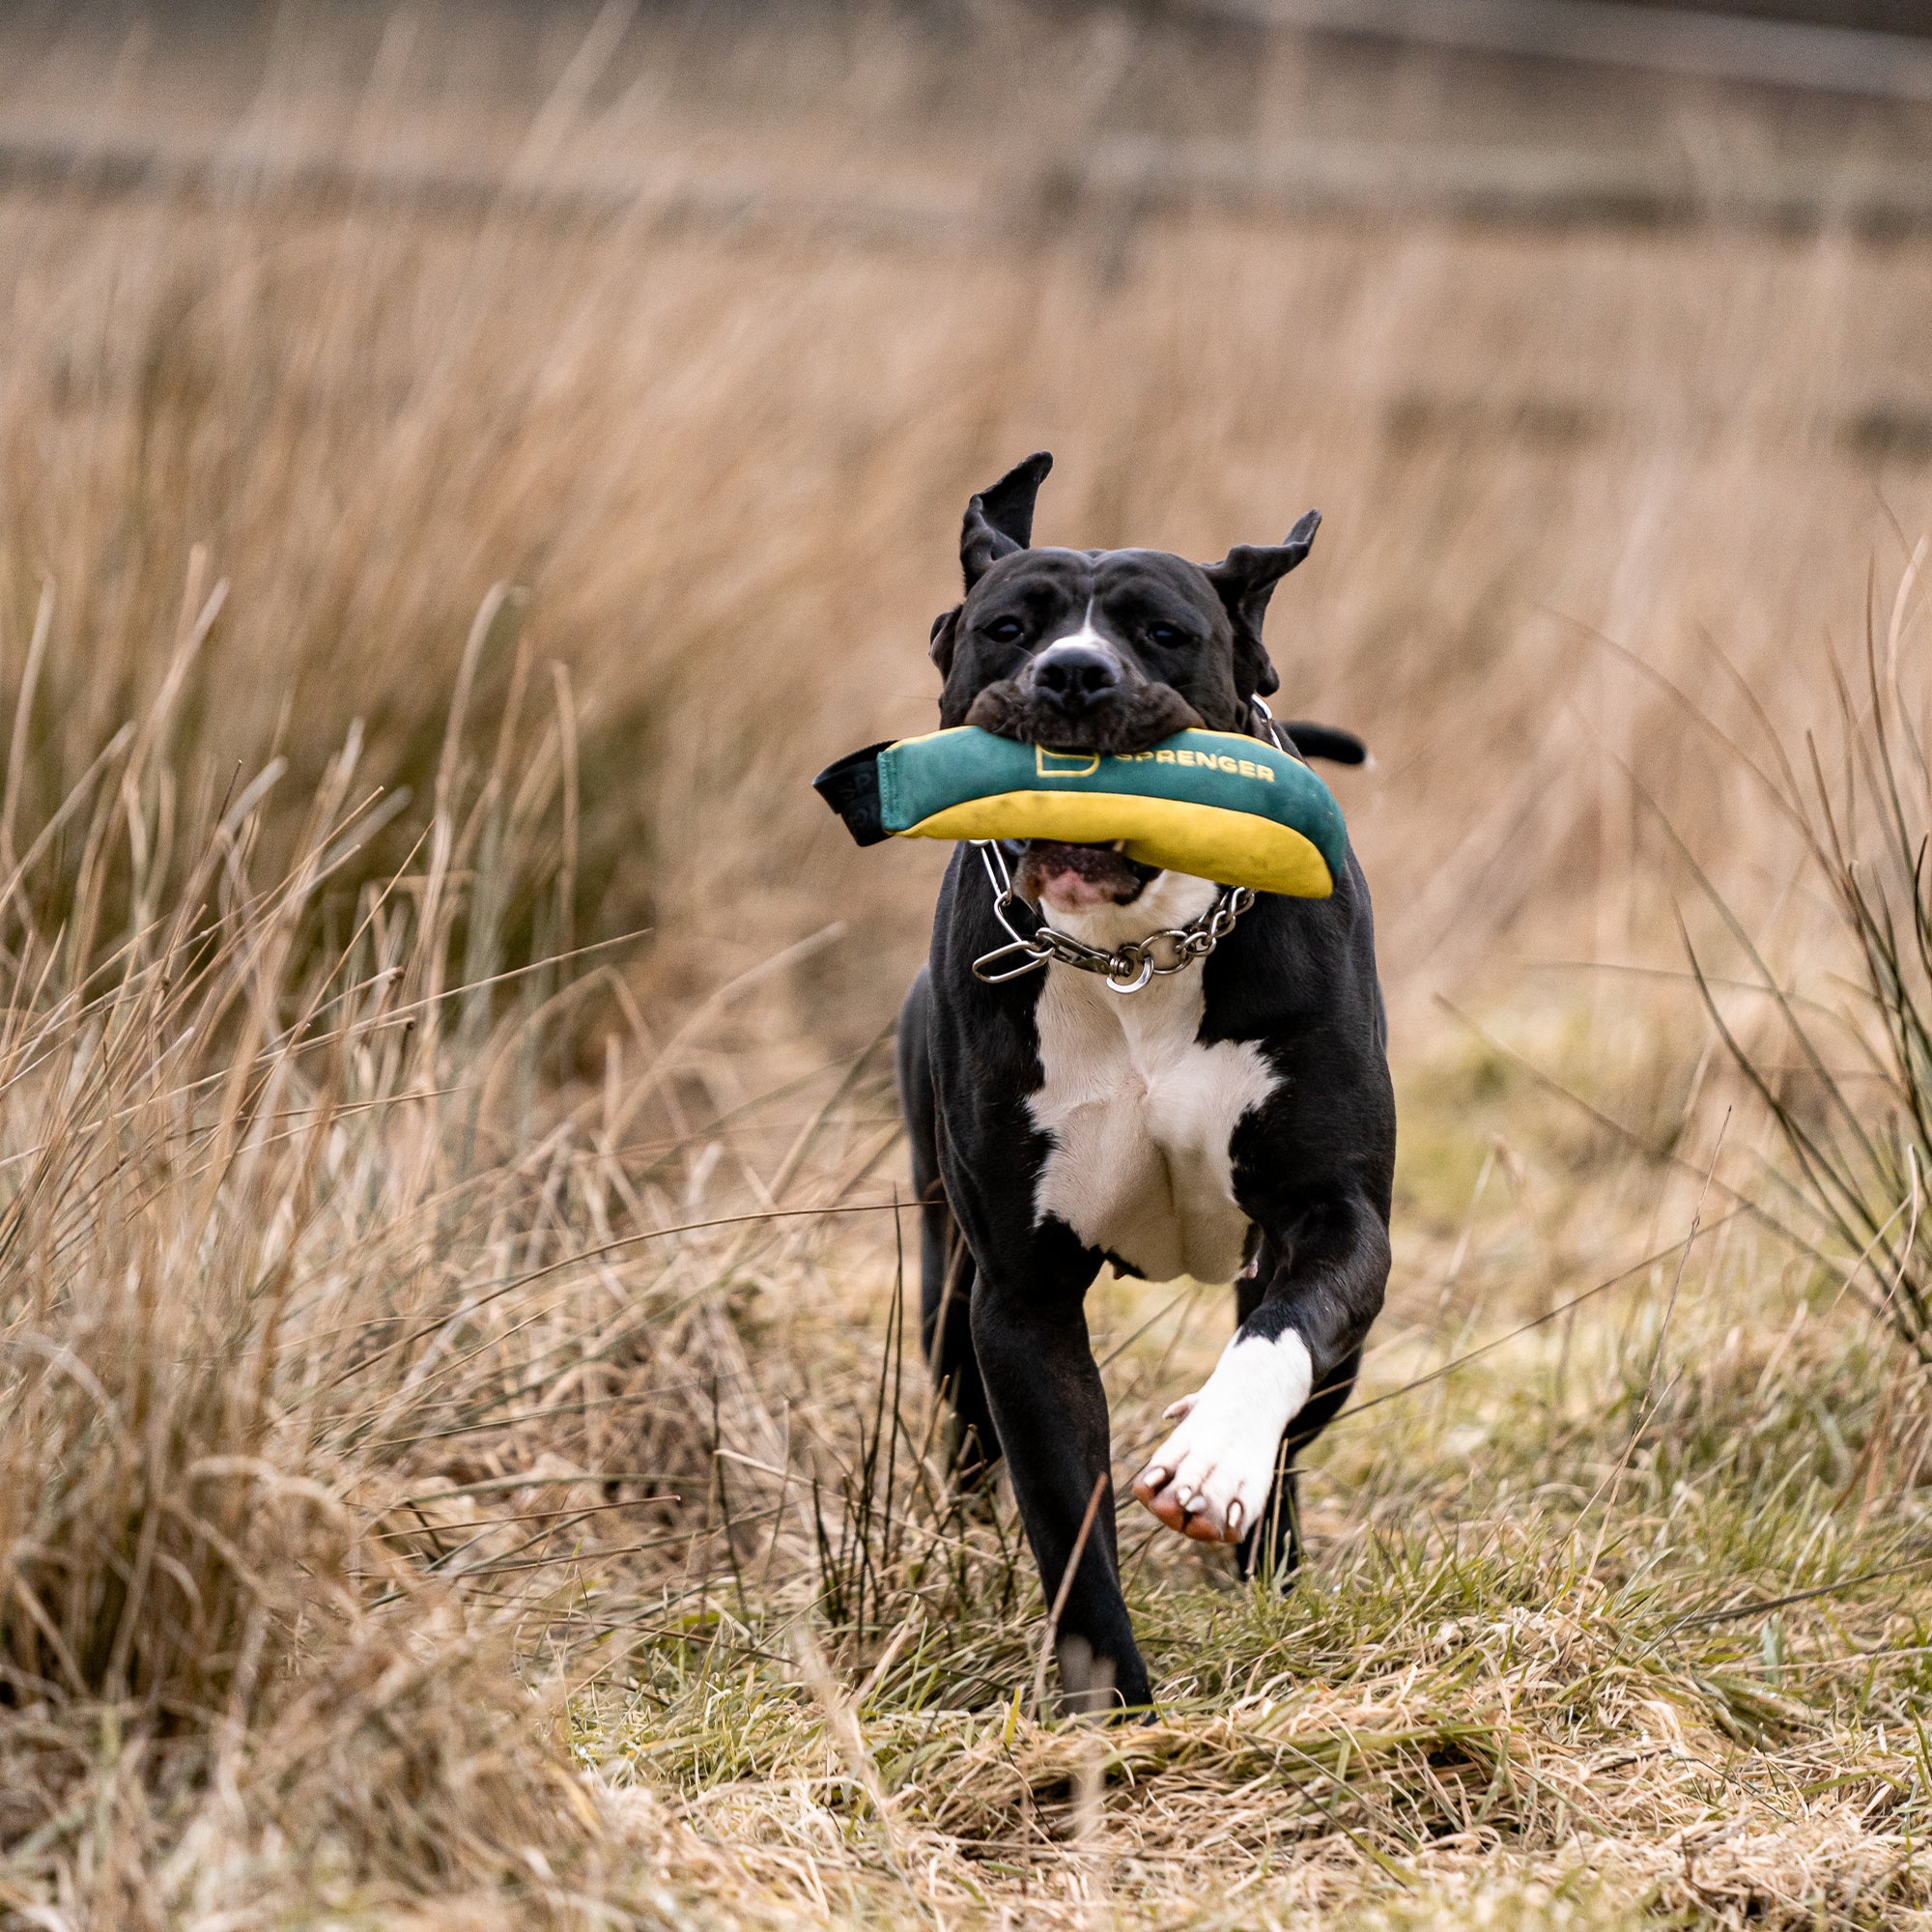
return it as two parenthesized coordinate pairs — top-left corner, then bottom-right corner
(1030, 641), (1121, 709)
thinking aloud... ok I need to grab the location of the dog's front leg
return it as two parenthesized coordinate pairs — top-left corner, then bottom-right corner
(968, 1246), (1151, 1714)
(1132, 1186), (1389, 1564)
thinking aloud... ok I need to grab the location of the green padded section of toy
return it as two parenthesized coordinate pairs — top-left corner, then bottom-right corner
(875, 726), (1346, 898)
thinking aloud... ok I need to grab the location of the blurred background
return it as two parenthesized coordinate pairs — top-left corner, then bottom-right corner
(7, 0), (1932, 1052)
(11, 6), (1932, 1919)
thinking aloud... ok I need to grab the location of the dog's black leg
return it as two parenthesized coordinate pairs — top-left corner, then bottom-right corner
(1258, 1347), (1362, 1581)
(1227, 1193), (1385, 1580)
(1236, 1247), (1361, 1586)
(922, 1218), (998, 1491)
(898, 969), (999, 1487)
(966, 1225), (1149, 1713)
(1139, 1186), (1387, 1567)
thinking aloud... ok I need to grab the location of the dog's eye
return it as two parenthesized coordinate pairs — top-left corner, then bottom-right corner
(1145, 623), (1188, 648)
(984, 617), (1025, 643)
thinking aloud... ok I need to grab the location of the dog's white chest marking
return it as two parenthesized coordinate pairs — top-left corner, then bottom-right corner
(1027, 874), (1278, 1285)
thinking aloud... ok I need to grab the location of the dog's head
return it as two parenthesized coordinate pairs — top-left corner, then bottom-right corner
(926, 450), (1321, 909)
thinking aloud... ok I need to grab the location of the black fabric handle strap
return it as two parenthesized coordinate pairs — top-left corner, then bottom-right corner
(811, 741), (893, 846)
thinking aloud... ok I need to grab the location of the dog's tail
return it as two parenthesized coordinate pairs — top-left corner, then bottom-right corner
(1282, 722), (1370, 767)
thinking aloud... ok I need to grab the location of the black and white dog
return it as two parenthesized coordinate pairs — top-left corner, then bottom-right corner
(895, 452), (1395, 1712)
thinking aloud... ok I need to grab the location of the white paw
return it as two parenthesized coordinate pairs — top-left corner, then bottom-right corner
(1132, 1331), (1312, 1544)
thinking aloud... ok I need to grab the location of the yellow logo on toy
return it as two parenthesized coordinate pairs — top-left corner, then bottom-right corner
(1035, 747), (1100, 779)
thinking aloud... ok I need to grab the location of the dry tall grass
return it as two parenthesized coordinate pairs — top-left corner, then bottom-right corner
(2, 4), (1932, 1926)
(7, 2), (1932, 1024)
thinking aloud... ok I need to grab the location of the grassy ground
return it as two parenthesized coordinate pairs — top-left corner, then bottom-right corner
(1, 5), (1931, 1926)
(559, 1014), (1932, 1928)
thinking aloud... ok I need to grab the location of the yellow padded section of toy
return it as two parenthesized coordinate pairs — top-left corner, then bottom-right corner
(902, 791), (1333, 899)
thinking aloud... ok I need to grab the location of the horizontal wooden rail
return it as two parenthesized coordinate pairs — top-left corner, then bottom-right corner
(1063, 132), (1932, 238)
(4, 116), (1932, 242)
(0, 123), (994, 247)
(1179, 0), (1932, 100)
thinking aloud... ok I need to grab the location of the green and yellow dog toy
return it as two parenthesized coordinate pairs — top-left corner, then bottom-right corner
(812, 725), (1346, 898)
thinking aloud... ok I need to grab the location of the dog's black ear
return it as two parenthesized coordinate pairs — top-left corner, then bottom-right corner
(960, 450), (1053, 590)
(1203, 509), (1320, 700)
(929, 605), (961, 676)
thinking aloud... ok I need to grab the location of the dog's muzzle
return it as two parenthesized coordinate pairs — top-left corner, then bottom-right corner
(963, 639), (1202, 756)
(1025, 639), (1122, 724)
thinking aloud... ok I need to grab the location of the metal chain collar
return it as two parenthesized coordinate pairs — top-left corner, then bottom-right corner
(967, 699), (1289, 996)
(970, 838), (1253, 994)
